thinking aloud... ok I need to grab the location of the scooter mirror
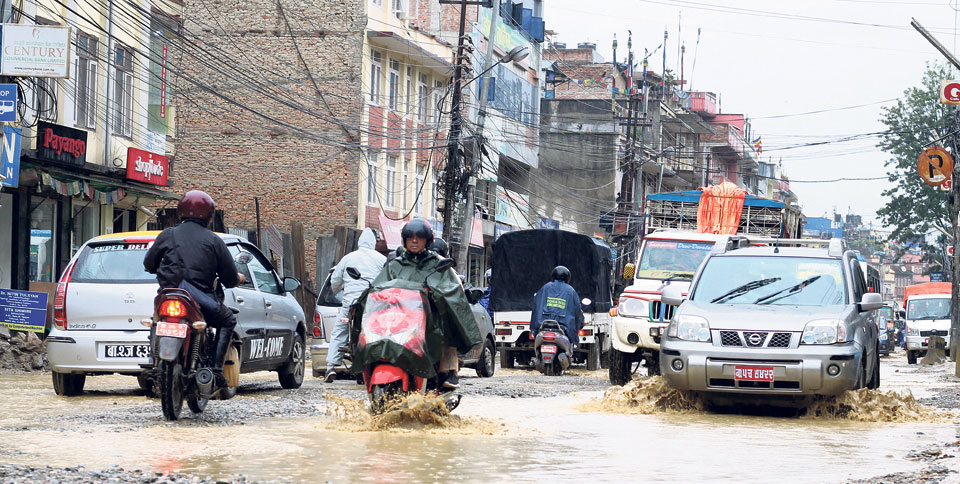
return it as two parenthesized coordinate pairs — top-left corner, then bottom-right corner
(346, 267), (362, 280)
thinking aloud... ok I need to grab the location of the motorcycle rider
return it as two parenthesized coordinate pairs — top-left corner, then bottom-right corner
(530, 266), (584, 350)
(143, 190), (244, 385)
(325, 228), (386, 382)
(370, 218), (481, 389)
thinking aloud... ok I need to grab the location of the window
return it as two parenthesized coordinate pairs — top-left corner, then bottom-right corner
(369, 50), (382, 104)
(366, 151), (379, 204)
(371, 0), (382, 5)
(388, 59), (400, 110)
(385, 154), (398, 208)
(692, 256), (847, 306)
(245, 245), (281, 294)
(36, 77), (57, 122)
(417, 73), (428, 122)
(148, 16), (177, 134)
(414, 164), (425, 215)
(75, 32), (98, 129)
(432, 80), (444, 124)
(402, 159), (410, 210)
(114, 46), (134, 137)
(391, 0), (406, 18)
(405, 67), (413, 115)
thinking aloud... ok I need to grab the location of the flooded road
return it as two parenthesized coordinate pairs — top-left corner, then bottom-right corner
(1, 352), (959, 483)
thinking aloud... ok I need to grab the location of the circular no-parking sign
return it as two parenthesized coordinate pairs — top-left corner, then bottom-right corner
(917, 146), (954, 186)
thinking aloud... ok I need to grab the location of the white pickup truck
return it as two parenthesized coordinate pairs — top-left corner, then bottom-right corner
(608, 231), (723, 384)
(491, 229), (614, 371)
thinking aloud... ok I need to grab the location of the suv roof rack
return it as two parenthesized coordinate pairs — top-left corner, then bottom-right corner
(712, 236), (846, 257)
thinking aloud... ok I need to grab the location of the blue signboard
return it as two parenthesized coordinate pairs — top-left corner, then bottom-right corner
(0, 289), (49, 333)
(0, 84), (16, 122)
(930, 272), (945, 282)
(1, 125), (21, 187)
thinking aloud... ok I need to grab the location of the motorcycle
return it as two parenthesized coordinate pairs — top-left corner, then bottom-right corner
(142, 284), (238, 420)
(347, 259), (461, 414)
(534, 298), (592, 376)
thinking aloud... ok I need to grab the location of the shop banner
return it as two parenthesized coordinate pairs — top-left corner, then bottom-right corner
(1, 125), (21, 187)
(126, 147), (168, 186)
(0, 289), (48, 333)
(0, 24), (72, 78)
(37, 121), (86, 166)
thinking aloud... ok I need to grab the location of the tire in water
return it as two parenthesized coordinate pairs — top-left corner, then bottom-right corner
(608, 348), (632, 386)
(52, 371), (85, 396)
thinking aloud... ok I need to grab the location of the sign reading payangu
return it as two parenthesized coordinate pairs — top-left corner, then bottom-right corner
(37, 121), (87, 166)
(0, 24), (72, 78)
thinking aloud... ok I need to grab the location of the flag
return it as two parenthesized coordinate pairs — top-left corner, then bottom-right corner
(752, 136), (762, 155)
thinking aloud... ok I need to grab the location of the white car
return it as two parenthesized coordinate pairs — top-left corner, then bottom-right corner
(46, 230), (307, 396)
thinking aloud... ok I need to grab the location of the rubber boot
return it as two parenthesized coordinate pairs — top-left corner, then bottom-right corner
(212, 330), (233, 387)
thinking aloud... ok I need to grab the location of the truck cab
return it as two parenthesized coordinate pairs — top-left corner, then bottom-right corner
(903, 285), (952, 364)
(609, 231), (723, 385)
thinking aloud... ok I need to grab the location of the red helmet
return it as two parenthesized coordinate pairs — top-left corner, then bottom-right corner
(177, 190), (215, 223)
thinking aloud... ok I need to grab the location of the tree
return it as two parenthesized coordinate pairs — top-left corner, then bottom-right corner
(877, 62), (955, 256)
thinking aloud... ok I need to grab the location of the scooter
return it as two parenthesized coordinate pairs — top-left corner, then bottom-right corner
(142, 283), (238, 421)
(534, 320), (573, 376)
(347, 260), (461, 414)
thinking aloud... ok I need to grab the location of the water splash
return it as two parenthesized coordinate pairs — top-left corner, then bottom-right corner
(594, 376), (705, 414)
(324, 392), (505, 434)
(803, 389), (949, 422)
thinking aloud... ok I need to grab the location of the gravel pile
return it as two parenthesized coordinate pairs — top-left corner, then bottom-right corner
(0, 464), (266, 484)
(0, 327), (47, 372)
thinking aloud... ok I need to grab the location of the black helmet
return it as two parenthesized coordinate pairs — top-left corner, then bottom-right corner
(400, 218), (434, 248)
(430, 237), (449, 257)
(551, 266), (571, 283)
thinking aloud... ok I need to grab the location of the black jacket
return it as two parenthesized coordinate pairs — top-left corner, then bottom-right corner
(143, 219), (240, 297)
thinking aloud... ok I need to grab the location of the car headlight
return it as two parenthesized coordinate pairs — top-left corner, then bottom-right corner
(879, 332), (888, 341)
(617, 298), (647, 319)
(906, 326), (918, 336)
(801, 320), (847, 345)
(667, 315), (711, 342)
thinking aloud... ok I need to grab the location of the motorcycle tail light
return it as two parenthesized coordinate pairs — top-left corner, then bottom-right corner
(159, 300), (187, 318)
(543, 332), (556, 341)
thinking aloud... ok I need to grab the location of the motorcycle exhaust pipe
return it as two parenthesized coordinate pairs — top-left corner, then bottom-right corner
(557, 352), (571, 370)
(196, 368), (215, 397)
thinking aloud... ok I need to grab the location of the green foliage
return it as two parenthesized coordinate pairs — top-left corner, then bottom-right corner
(877, 62), (955, 252)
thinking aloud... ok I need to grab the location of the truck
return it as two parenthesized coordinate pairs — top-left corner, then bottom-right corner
(902, 282), (952, 364)
(608, 188), (803, 385)
(490, 229), (614, 371)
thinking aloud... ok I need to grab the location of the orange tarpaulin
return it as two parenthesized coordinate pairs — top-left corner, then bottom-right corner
(696, 182), (747, 235)
(903, 282), (951, 308)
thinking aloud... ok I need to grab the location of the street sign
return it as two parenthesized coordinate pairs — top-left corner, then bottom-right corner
(0, 84), (16, 122)
(949, 246), (954, 256)
(941, 80), (960, 104)
(931, 272), (945, 282)
(917, 146), (954, 185)
(0, 125), (21, 188)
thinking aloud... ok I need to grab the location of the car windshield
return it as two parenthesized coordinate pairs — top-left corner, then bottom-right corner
(71, 242), (157, 283)
(635, 240), (714, 280)
(692, 256), (847, 306)
(907, 298), (950, 320)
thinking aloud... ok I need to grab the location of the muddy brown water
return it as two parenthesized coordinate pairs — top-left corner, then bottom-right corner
(1, 359), (958, 484)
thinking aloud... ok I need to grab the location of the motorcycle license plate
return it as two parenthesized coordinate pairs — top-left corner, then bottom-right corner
(104, 344), (150, 358)
(156, 321), (188, 338)
(541, 344), (557, 354)
(734, 366), (774, 382)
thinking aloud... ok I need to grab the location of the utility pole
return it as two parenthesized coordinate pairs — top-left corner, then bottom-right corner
(456, 0), (501, 272)
(440, 0), (471, 247)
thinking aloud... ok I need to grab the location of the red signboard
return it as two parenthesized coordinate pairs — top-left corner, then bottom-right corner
(126, 147), (169, 186)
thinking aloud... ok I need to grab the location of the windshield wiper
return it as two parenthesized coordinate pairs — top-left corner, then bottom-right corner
(754, 276), (822, 305)
(710, 277), (781, 303)
(661, 272), (693, 281)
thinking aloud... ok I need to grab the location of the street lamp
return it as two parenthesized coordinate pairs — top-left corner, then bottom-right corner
(464, 45), (530, 88)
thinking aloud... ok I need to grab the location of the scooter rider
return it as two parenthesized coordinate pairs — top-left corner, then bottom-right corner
(371, 218), (481, 389)
(325, 228), (386, 382)
(143, 190), (245, 385)
(530, 266), (584, 349)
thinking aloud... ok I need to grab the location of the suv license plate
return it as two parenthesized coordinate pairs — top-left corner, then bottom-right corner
(734, 366), (774, 382)
(104, 344), (150, 358)
(541, 344), (557, 354)
(156, 322), (188, 338)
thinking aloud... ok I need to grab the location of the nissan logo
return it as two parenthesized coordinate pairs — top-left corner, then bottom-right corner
(748, 333), (764, 346)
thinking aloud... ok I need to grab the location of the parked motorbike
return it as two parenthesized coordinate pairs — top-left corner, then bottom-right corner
(347, 259), (461, 414)
(142, 285), (238, 421)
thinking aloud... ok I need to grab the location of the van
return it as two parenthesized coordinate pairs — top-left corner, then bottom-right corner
(903, 282), (952, 364)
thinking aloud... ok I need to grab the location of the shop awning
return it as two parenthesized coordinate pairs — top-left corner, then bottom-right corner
(378, 215), (484, 250)
(31, 163), (177, 201)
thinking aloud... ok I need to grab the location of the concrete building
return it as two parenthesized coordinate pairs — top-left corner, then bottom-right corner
(1, 0), (181, 290)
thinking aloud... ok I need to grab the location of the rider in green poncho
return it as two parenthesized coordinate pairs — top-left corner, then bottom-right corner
(351, 218), (481, 389)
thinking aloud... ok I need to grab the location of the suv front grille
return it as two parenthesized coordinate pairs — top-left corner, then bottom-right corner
(920, 330), (948, 337)
(718, 330), (793, 348)
(649, 301), (675, 322)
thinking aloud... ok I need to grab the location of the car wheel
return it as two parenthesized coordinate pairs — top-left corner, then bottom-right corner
(608, 348), (632, 386)
(868, 350), (880, 390)
(475, 339), (495, 378)
(278, 332), (306, 389)
(586, 341), (601, 371)
(599, 336), (610, 369)
(853, 356), (866, 390)
(647, 354), (662, 376)
(52, 371), (85, 396)
(499, 348), (515, 369)
(907, 350), (917, 365)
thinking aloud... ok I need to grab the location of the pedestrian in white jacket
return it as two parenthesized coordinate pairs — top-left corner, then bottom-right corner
(325, 228), (386, 382)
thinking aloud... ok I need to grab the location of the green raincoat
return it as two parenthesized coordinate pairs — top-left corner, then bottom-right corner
(350, 250), (482, 377)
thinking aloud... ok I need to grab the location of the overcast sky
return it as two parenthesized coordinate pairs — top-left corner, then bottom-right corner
(546, 0), (956, 228)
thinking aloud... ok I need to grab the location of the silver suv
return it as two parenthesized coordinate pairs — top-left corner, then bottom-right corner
(659, 237), (882, 398)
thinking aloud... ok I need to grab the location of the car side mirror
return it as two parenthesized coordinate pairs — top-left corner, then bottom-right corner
(346, 267), (362, 280)
(283, 277), (301, 293)
(661, 286), (685, 306)
(859, 293), (883, 312)
(466, 287), (484, 304)
(234, 251), (252, 265)
(436, 258), (455, 272)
